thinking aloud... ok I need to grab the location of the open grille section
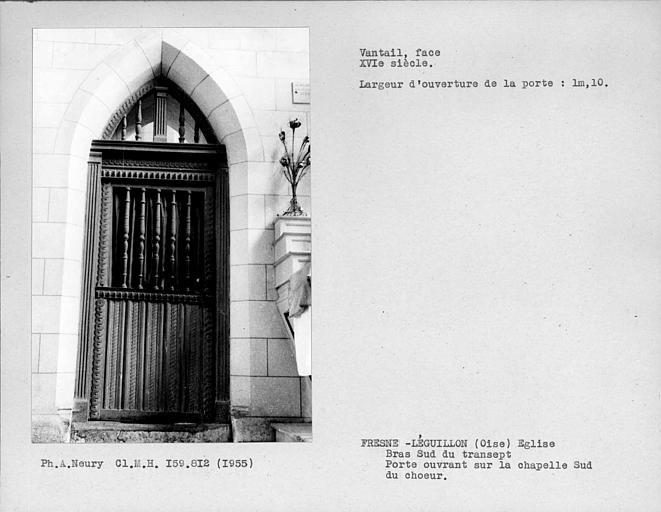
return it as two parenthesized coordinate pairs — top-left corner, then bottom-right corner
(110, 186), (209, 293)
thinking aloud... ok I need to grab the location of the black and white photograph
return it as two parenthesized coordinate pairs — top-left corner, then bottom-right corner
(30, 28), (311, 443)
(2, 2), (661, 511)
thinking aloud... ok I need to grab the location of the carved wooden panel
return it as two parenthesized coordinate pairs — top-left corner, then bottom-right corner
(98, 299), (213, 419)
(81, 143), (224, 424)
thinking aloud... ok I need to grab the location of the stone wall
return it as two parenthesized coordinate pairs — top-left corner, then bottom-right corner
(32, 28), (310, 441)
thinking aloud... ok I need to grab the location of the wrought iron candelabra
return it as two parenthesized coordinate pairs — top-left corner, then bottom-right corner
(279, 119), (310, 216)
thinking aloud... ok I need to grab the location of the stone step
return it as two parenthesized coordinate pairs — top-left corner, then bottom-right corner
(70, 422), (230, 443)
(271, 422), (312, 442)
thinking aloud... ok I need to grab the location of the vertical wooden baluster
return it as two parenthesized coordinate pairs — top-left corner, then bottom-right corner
(153, 189), (162, 290)
(154, 87), (168, 142)
(178, 104), (186, 143)
(169, 190), (177, 291)
(194, 121), (200, 143)
(135, 99), (142, 141)
(184, 191), (192, 291)
(121, 187), (131, 288)
(121, 116), (127, 141)
(137, 188), (146, 289)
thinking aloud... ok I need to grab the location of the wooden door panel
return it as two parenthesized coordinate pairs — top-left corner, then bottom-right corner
(97, 296), (212, 421)
(89, 171), (216, 423)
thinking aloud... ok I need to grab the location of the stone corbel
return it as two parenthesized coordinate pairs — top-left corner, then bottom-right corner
(273, 215), (311, 333)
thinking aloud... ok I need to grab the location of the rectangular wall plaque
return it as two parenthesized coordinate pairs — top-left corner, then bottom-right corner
(291, 82), (310, 104)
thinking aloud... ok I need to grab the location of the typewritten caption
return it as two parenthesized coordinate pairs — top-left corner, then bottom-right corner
(361, 436), (593, 481)
(358, 47), (608, 91)
(39, 457), (253, 471)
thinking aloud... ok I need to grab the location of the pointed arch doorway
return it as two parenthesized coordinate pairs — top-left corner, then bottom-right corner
(72, 79), (230, 429)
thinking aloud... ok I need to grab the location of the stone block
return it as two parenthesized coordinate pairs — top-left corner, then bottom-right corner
(160, 30), (190, 75)
(222, 127), (264, 165)
(230, 264), (266, 301)
(166, 42), (217, 95)
(33, 41), (54, 68)
(297, 172), (311, 197)
(48, 188), (85, 226)
(54, 121), (95, 162)
(58, 296), (81, 335)
(230, 229), (274, 265)
(275, 29), (309, 52)
(79, 63), (131, 120)
(212, 50), (257, 77)
(107, 41), (158, 94)
(262, 135), (281, 163)
(33, 127), (58, 154)
(70, 422), (230, 443)
(230, 338), (267, 376)
(38, 334), (59, 372)
(55, 372), (75, 410)
(95, 28), (156, 46)
(32, 258), (45, 295)
(32, 222), (66, 259)
(45, 188), (67, 223)
(272, 422), (312, 442)
(52, 42), (118, 70)
(43, 258), (81, 297)
(249, 376), (301, 417)
(267, 338), (298, 377)
(234, 77), (276, 111)
(31, 296), (61, 334)
(32, 295), (80, 335)
(32, 373), (57, 413)
(230, 194), (265, 231)
(40, 334), (76, 373)
(301, 377), (312, 420)
(230, 417), (275, 442)
(230, 375), (251, 409)
(32, 334), (40, 372)
(32, 414), (69, 443)
(63, 224), (84, 261)
(67, 156), (89, 192)
(257, 51), (309, 79)
(33, 68), (88, 103)
(207, 95), (253, 140)
(135, 31), (163, 78)
(35, 28), (95, 43)
(63, 89), (112, 136)
(229, 161), (289, 198)
(205, 29), (248, 50)
(239, 28), (277, 51)
(230, 300), (288, 339)
(33, 154), (71, 188)
(191, 67), (240, 118)
(266, 264), (277, 301)
(33, 102), (68, 129)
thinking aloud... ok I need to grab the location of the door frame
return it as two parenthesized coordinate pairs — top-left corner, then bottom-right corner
(72, 140), (230, 425)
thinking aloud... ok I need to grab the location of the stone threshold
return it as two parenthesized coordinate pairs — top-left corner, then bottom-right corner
(70, 421), (231, 443)
(271, 422), (312, 442)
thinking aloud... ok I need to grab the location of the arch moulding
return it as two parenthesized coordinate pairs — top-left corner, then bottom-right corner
(50, 30), (264, 420)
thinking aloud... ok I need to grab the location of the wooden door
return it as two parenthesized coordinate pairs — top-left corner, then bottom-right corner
(81, 142), (226, 424)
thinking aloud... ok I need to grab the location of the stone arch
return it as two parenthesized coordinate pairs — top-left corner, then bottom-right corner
(51, 29), (264, 416)
(57, 29), (262, 170)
